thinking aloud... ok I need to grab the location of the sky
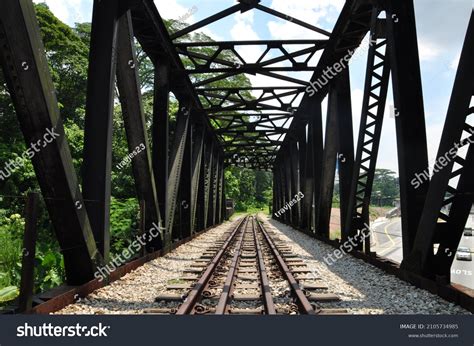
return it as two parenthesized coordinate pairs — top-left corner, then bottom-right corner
(33, 0), (473, 173)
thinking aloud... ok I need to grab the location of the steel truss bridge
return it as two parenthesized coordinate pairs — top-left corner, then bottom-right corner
(0, 0), (472, 308)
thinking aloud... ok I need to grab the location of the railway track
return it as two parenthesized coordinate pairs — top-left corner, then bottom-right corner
(149, 215), (347, 315)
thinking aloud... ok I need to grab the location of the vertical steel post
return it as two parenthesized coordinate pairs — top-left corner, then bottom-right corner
(191, 123), (205, 233)
(311, 101), (324, 233)
(297, 125), (307, 228)
(82, 0), (122, 261)
(316, 70), (353, 239)
(335, 70), (355, 241)
(179, 112), (193, 239)
(385, 0), (430, 257)
(167, 106), (190, 239)
(18, 192), (39, 312)
(205, 141), (215, 228)
(153, 63), (170, 245)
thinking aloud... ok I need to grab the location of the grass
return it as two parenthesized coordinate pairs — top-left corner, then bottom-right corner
(230, 205), (270, 221)
(167, 278), (186, 284)
(330, 229), (341, 240)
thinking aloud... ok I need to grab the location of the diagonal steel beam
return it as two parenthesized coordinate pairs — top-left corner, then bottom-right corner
(170, 4), (245, 40)
(82, 0), (122, 261)
(167, 107), (190, 238)
(116, 11), (163, 251)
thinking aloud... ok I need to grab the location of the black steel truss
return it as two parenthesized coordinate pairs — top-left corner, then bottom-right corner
(343, 9), (390, 252)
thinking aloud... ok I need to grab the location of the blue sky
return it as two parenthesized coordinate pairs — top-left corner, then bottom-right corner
(34, 0), (473, 173)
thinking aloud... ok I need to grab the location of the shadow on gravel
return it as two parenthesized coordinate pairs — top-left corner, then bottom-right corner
(264, 217), (462, 314)
(58, 297), (174, 314)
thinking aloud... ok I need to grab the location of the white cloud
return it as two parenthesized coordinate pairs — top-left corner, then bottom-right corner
(230, 11), (264, 63)
(351, 88), (364, 147)
(450, 52), (461, 70)
(155, 0), (194, 22)
(34, 0), (91, 25)
(266, 0), (343, 40)
(418, 39), (442, 62)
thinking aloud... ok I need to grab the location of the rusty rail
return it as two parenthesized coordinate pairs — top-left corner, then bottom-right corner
(252, 217), (277, 314)
(257, 218), (316, 315)
(214, 217), (248, 314)
(176, 216), (247, 314)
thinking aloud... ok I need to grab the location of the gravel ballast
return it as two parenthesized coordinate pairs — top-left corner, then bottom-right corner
(263, 216), (470, 315)
(56, 215), (471, 315)
(56, 220), (237, 315)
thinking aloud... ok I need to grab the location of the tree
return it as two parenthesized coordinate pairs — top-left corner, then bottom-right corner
(372, 169), (399, 205)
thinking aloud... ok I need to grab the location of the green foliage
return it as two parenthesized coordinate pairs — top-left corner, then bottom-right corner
(372, 169), (399, 206)
(35, 3), (89, 124)
(0, 213), (24, 289)
(110, 198), (139, 255)
(0, 286), (19, 303)
(0, 210), (65, 297)
(35, 250), (64, 292)
(225, 167), (272, 212)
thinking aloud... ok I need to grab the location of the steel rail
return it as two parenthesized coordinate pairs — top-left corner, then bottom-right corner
(252, 217), (277, 314)
(214, 218), (248, 314)
(257, 218), (316, 314)
(176, 216), (247, 314)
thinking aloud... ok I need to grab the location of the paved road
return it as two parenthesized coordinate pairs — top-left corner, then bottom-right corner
(451, 218), (474, 289)
(371, 217), (403, 263)
(370, 215), (474, 290)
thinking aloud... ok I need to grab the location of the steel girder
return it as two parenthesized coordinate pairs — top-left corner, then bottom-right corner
(384, 0), (430, 258)
(402, 10), (474, 281)
(190, 124), (205, 233)
(0, 0), (103, 284)
(82, 0), (124, 261)
(176, 40), (327, 74)
(343, 10), (390, 252)
(152, 63), (170, 244)
(168, 107), (190, 240)
(315, 70), (354, 238)
(116, 12), (162, 251)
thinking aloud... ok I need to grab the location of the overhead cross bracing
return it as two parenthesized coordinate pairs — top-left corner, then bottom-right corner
(148, 0), (334, 171)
